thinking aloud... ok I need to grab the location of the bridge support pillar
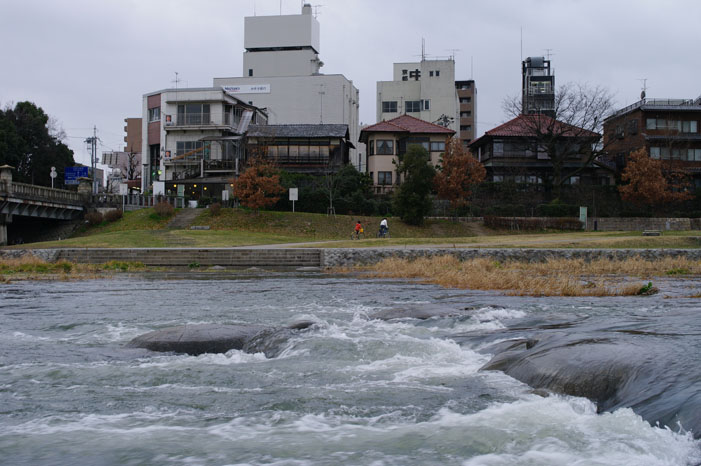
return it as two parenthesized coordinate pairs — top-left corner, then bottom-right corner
(0, 223), (6, 246)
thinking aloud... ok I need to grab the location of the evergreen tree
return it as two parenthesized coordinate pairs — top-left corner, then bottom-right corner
(392, 145), (436, 225)
(0, 102), (75, 187)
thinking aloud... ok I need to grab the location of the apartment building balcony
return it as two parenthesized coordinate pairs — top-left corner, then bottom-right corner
(164, 112), (242, 130)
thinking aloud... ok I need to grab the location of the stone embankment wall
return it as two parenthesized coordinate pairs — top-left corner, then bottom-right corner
(320, 248), (701, 267)
(2, 247), (701, 268)
(587, 217), (701, 231)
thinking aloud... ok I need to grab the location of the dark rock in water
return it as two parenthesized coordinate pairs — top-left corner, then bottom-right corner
(127, 321), (316, 356)
(481, 333), (701, 438)
(370, 304), (474, 321)
(127, 324), (269, 355)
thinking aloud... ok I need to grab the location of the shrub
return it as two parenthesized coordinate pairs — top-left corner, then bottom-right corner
(85, 211), (104, 226)
(154, 201), (174, 218)
(209, 202), (222, 216)
(104, 209), (123, 223)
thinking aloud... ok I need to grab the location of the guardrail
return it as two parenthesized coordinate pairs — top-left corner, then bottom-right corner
(91, 194), (185, 209)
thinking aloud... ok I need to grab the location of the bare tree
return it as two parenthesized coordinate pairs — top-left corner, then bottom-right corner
(503, 83), (615, 196)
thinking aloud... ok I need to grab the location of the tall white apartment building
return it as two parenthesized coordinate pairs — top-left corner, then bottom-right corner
(213, 4), (361, 167)
(376, 59), (459, 132)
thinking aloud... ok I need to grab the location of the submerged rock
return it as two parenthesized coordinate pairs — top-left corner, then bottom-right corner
(370, 304), (474, 321)
(127, 321), (315, 356)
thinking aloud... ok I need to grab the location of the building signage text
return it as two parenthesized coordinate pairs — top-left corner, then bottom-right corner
(222, 84), (271, 95)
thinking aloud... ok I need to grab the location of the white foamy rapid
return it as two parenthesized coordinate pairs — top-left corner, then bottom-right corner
(2, 280), (700, 465)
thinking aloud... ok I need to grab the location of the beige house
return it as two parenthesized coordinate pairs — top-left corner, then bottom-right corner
(360, 115), (454, 193)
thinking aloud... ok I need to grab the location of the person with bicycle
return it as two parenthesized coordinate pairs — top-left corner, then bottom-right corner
(379, 218), (389, 238)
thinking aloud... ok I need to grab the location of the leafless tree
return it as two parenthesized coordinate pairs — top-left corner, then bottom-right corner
(503, 83), (616, 196)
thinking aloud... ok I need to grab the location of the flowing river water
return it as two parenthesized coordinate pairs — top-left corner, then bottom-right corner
(1, 271), (700, 465)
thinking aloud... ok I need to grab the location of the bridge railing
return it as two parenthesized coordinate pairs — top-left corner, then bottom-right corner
(91, 194), (185, 209)
(1, 181), (83, 204)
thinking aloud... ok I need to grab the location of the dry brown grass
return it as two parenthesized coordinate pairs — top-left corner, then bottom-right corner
(348, 255), (701, 297)
(0, 255), (146, 281)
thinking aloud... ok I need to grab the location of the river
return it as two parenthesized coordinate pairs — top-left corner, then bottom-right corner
(1, 271), (700, 465)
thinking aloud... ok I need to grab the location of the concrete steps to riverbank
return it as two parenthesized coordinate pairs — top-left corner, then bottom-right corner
(54, 248), (322, 267)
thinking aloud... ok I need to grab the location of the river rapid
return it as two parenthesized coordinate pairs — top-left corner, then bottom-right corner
(1, 271), (700, 465)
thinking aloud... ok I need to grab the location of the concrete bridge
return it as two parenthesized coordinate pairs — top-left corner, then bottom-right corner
(0, 165), (85, 245)
(0, 165), (187, 245)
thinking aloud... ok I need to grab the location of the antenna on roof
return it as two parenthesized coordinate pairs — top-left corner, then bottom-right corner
(544, 48), (554, 60)
(446, 49), (460, 61)
(312, 4), (323, 17)
(422, 38), (426, 61)
(638, 78), (648, 100)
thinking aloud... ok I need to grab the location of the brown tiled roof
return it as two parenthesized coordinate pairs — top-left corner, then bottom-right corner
(360, 115), (455, 142)
(469, 114), (599, 148)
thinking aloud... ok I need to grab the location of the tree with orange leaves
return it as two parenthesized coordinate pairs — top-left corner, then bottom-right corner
(618, 148), (692, 207)
(232, 156), (285, 212)
(434, 138), (486, 212)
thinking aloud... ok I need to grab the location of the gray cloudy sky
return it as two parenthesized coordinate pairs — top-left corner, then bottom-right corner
(1, 0), (700, 167)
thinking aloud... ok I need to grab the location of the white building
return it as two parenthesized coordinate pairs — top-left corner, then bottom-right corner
(213, 3), (360, 168)
(140, 87), (267, 195)
(376, 59), (459, 132)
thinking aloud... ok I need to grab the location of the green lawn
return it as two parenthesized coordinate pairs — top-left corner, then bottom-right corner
(12, 207), (701, 249)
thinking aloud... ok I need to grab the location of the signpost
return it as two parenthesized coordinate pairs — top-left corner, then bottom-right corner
(289, 188), (298, 213)
(50, 166), (57, 188)
(579, 206), (588, 230)
(64, 166), (89, 185)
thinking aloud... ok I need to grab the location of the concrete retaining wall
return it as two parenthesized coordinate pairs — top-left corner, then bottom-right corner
(3, 247), (701, 268)
(587, 217), (700, 231)
(320, 248), (701, 267)
(1, 248), (321, 267)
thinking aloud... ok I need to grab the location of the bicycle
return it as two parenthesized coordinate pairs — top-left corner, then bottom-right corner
(351, 230), (365, 240)
(377, 228), (390, 238)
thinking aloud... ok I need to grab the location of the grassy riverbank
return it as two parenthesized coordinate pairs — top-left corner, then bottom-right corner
(6, 206), (701, 249)
(342, 255), (701, 297)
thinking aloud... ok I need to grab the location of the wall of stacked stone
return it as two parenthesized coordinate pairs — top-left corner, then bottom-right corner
(320, 248), (701, 267)
(587, 217), (696, 231)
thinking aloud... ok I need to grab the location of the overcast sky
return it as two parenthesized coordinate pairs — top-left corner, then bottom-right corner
(2, 0), (700, 168)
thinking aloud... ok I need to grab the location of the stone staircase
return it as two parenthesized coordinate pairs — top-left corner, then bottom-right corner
(166, 209), (201, 230)
(55, 248), (322, 267)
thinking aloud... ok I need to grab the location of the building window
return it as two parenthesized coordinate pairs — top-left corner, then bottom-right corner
(493, 175), (503, 182)
(460, 125), (472, 131)
(460, 111), (472, 118)
(423, 99), (430, 110)
(376, 140), (394, 155)
(687, 148), (701, 161)
(369, 172), (373, 183)
(177, 103), (210, 125)
(378, 171), (392, 185)
(650, 147), (660, 159)
(628, 119), (638, 135)
(405, 101), (421, 112)
(176, 141), (205, 157)
(248, 69), (253, 76)
(646, 118), (656, 130)
(430, 141), (445, 152)
(682, 121), (698, 133)
(460, 97), (471, 104)
(615, 125), (624, 138)
(429, 71), (434, 77)
(148, 107), (160, 122)
(493, 141), (503, 155)
(435, 70), (440, 77)
(382, 101), (397, 113)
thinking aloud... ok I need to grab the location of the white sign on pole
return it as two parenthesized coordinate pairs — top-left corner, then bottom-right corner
(289, 188), (298, 213)
(118, 183), (128, 195)
(153, 181), (165, 196)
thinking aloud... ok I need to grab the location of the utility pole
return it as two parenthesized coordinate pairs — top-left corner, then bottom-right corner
(84, 126), (98, 194)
